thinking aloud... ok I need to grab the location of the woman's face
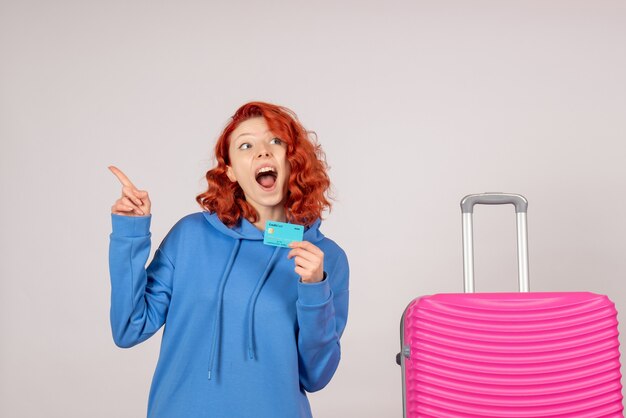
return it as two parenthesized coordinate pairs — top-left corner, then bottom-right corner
(226, 117), (291, 216)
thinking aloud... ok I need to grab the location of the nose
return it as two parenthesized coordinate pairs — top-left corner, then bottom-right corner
(255, 143), (271, 159)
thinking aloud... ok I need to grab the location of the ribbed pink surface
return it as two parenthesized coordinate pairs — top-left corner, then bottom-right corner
(403, 292), (624, 417)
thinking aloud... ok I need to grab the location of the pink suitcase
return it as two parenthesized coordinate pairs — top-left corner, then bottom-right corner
(398, 193), (624, 417)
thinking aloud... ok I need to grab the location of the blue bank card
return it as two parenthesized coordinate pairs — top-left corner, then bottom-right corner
(264, 220), (304, 248)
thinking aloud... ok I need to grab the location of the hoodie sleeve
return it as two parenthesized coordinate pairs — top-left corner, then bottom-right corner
(295, 246), (349, 392)
(108, 213), (175, 348)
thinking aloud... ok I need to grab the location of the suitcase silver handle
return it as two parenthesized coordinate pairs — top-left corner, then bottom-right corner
(460, 193), (530, 293)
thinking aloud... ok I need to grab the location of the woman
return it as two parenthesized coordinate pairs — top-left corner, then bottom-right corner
(108, 101), (349, 418)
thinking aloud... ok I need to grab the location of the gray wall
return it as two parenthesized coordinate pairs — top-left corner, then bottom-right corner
(1, 0), (625, 416)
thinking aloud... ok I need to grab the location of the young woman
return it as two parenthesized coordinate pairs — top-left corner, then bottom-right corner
(108, 102), (349, 418)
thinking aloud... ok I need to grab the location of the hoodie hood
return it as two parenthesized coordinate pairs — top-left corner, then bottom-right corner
(201, 211), (324, 380)
(201, 211), (325, 243)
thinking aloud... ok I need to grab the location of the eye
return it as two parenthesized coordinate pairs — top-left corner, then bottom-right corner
(270, 137), (283, 145)
(238, 142), (252, 150)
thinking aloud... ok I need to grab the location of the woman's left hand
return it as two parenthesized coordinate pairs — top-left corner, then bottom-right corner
(287, 241), (325, 283)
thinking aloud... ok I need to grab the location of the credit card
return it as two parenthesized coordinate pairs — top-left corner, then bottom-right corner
(263, 220), (304, 248)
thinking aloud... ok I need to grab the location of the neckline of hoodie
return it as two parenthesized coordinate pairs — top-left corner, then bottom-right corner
(201, 211), (323, 243)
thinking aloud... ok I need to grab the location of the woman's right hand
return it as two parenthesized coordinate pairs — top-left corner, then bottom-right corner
(109, 165), (151, 216)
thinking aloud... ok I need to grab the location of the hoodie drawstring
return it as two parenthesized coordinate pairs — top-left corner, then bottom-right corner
(207, 238), (242, 380)
(246, 245), (282, 360)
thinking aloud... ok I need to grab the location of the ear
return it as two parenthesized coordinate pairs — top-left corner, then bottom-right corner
(226, 165), (237, 182)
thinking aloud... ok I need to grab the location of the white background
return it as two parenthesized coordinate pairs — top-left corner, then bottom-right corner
(1, 0), (625, 416)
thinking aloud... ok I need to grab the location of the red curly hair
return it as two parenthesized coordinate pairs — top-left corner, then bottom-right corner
(196, 102), (332, 227)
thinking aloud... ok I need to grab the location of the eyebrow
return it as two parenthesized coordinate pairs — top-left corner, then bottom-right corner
(234, 130), (271, 141)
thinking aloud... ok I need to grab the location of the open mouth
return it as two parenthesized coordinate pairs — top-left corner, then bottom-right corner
(255, 166), (277, 189)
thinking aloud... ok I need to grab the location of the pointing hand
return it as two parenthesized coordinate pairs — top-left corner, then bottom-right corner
(108, 165), (151, 216)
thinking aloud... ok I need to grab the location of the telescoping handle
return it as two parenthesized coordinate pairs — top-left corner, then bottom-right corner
(460, 193), (530, 293)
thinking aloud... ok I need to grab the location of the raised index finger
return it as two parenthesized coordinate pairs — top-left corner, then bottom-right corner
(108, 165), (136, 188)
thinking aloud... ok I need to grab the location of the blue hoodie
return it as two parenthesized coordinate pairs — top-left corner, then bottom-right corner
(108, 211), (349, 418)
